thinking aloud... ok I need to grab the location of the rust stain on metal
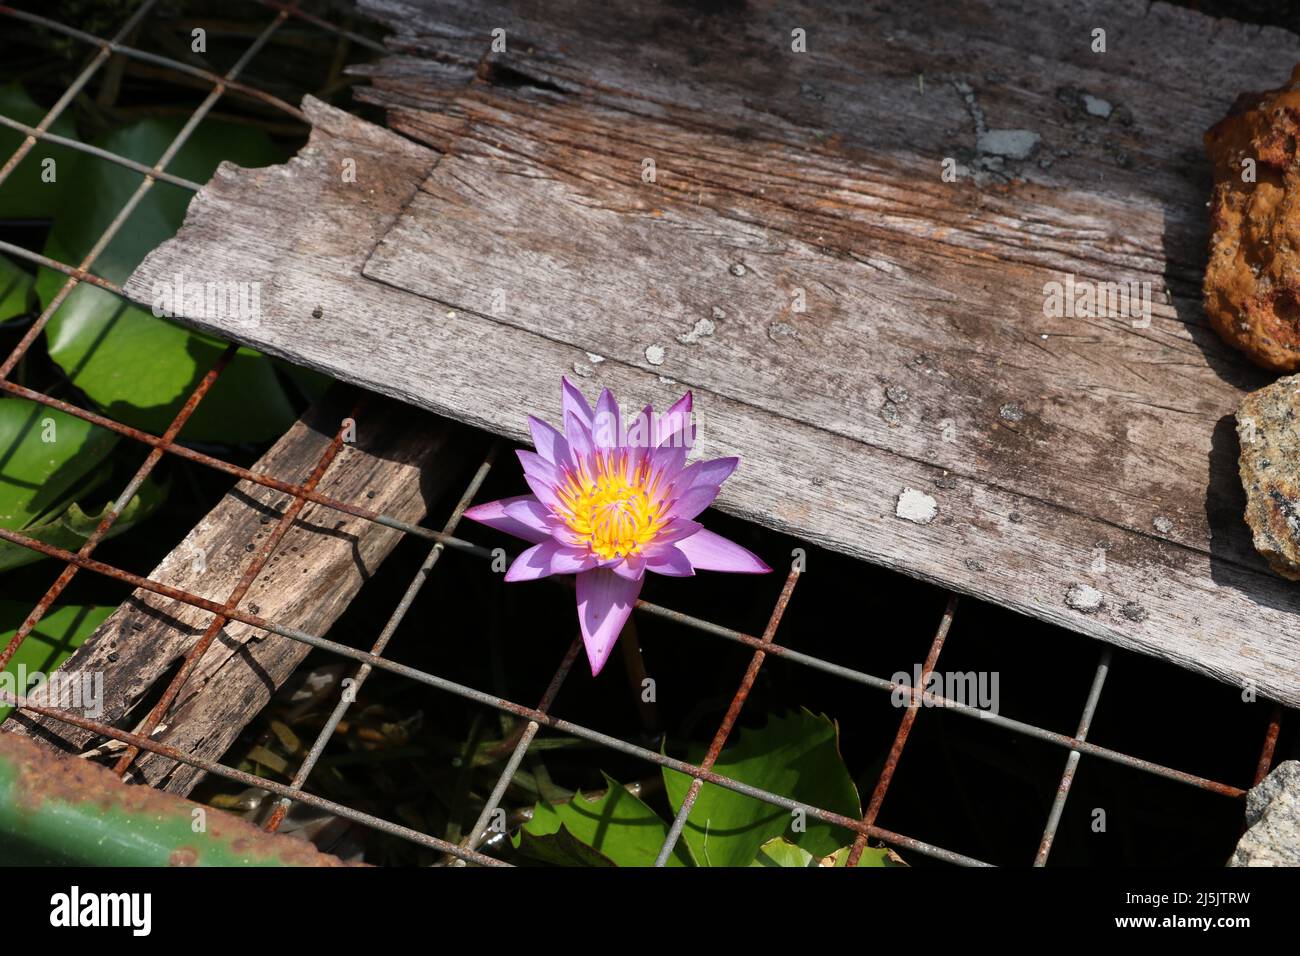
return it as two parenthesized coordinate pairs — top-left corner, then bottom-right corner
(847, 593), (958, 867)
(0, 733), (349, 866)
(169, 847), (199, 866)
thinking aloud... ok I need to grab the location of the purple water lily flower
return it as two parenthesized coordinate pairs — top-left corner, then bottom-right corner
(465, 377), (771, 676)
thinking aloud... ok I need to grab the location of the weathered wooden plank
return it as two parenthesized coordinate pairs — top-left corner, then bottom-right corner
(122, 74), (1300, 709)
(4, 389), (466, 794)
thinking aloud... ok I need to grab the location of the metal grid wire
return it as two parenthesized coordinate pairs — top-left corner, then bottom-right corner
(0, 0), (1288, 867)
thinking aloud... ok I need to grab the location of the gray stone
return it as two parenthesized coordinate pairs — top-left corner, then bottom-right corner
(1237, 375), (1300, 579)
(1229, 760), (1300, 866)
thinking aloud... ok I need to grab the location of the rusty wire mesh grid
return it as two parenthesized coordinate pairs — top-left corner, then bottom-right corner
(0, 0), (1288, 868)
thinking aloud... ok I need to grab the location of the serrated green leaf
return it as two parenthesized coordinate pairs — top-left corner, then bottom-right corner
(514, 826), (618, 867)
(35, 117), (296, 443)
(750, 838), (905, 867)
(515, 771), (695, 867)
(663, 708), (862, 867)
(0, 601), (114, 723)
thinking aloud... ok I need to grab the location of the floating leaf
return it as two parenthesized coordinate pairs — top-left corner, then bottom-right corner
(515, 771), (695, 867)
(663, 709), (862, 867)
(0, 471), (165, 572)
(35, 118), (296, 442)
(751, 837), (819, 867)
(0, 397), (116, 527)
(0, 397), (164, 571)
(0, 83), (80, 220)
(0, 254), (34, 322)
(0, 601), (113, 723)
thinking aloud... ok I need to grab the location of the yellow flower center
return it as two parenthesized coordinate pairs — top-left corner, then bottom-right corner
(556, 452), (666, 560)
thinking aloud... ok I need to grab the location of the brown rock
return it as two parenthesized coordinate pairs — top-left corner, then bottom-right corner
(1237, 373), (1300, 579)
(1204, 64), (1300, 373)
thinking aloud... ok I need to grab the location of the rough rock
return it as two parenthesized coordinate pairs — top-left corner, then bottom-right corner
(1204, 64), (1300, 372)
(1237, 375), (1300, 579)
(1228, 760), (1300, 866)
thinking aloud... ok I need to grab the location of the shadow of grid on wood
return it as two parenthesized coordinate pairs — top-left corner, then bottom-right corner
(0, 0), (1289, 867)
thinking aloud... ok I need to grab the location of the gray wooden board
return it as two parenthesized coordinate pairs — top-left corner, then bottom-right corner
(4, 390), (462, 794)
(124, 0), (1300, 705)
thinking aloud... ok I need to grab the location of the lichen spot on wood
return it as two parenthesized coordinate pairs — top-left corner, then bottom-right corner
(895, 488), (937, 525)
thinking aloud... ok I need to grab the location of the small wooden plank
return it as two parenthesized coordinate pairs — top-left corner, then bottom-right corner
(4, 389), (466, 794)
(122, 0), (1300, 707)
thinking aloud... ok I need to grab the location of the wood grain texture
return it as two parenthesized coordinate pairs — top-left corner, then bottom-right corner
(4, 390), (463, 794)
(124, 0), (1300, 706)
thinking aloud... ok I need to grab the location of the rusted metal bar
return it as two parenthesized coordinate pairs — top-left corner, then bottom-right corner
(0, 239), (130, 294)
(110, 404), (357, 777)
(0, 377), (488, 554)
(653, 566), (800, 867)
(0, 0), (162, 189)
(846, 593), (959, 867)
(1035, 649), (1111, 866)
(0, 344), (239, 672)
(0, 114), (203, 189)
(0, 3), (296, 382)
(455, 636), (584, 862)
(1254, 703), (1284, 787)
(263, 443), (498, 832)
(254, 0), (389, 54)
(0, 521), (1250, 807)
(0, 5), (306, 122)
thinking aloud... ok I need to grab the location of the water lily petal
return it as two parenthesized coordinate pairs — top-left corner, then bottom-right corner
(676, 528), (771, 573)
(612, 555), (646, 580)
(565, 410), (595, 467)
(517, 450), (565, 510)
(674, 456), (738, 493)
(625, 403), (655, 454)
(656, 391), (695, 449)
(550, 522), (587, 546)
(562, 376), (595, 429)
(576, 568), (643, 676)
(529, 415), (572, 469)
(668, 484), (721, 520)
(593, 388), (621, 450)
(505, 541), (596, 581)
(503, 497), (558, 538)
(646, 546), (695, 577)
(464, 495), (552, 544)
(642, 517), (702, 552)
(504, 542), (559, 581)
(647, 443), (687, 495)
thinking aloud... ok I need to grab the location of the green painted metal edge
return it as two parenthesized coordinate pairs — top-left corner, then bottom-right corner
(0, 732), (351, 866)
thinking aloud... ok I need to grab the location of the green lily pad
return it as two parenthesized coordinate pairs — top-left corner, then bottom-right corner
(0, 397), (117, 527)
(35, 117), (297, 443)
(0, 83), (81, 220)
(663, 709), (862, 867)
(0, 397), (163, 571)
(751, 837), (821, 867)
(0, 601), (114, 723)
(0, 470), (165, 572)
(515, 771), (695, 867)
(0, 254), (34, 322)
